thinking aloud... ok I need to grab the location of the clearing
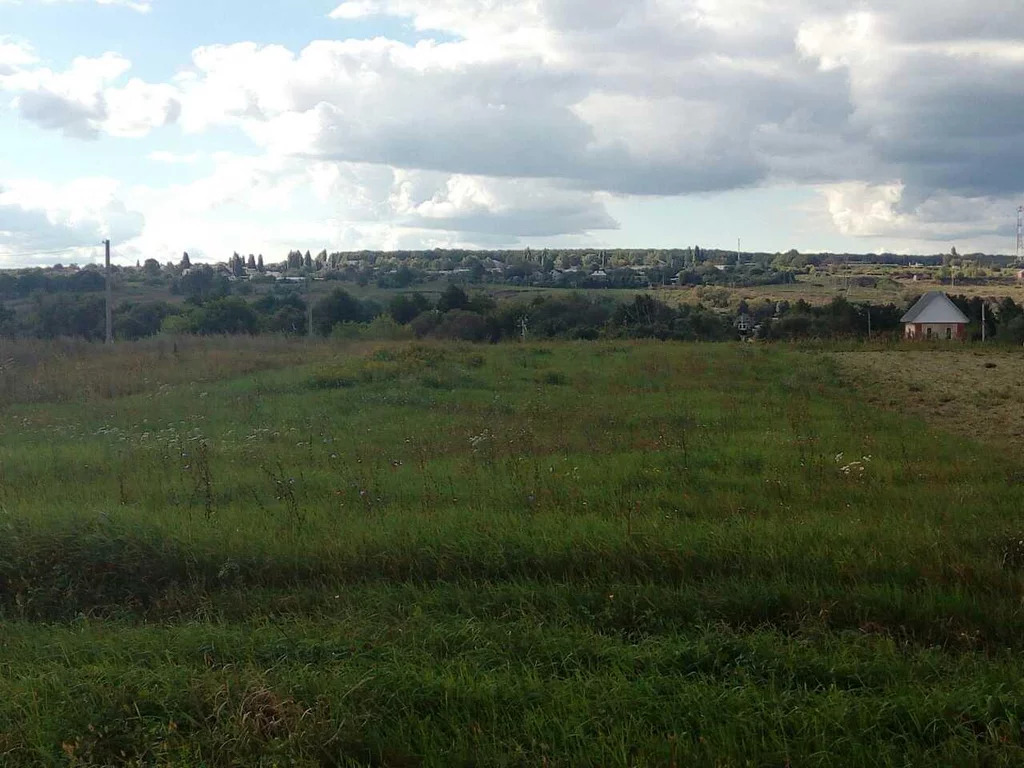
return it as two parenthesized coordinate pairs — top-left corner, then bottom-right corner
(834, 346), (1024, 448)
(1, 338), (1023, 766)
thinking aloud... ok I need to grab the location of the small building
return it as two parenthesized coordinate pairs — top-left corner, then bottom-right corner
(901, 291), (969, 340)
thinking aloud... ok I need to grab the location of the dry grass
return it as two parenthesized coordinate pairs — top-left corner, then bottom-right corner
(655, 274), (1024, 310)
(833, 347), (1024, 447)
(0, 335), (359, 406)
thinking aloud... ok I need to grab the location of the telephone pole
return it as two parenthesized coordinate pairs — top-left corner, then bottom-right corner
(306, 275), (314, 337)
(104, 239), (113, 344)
(1017, 206), (1023, 264)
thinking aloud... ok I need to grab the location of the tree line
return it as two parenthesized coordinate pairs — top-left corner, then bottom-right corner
(4, 285), (1024, 344)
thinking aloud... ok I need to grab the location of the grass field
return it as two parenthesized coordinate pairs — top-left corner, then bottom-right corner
(2, 338), (1024, 766)
(835, 346), (1024, 449)
(660, 272), (1024, 310)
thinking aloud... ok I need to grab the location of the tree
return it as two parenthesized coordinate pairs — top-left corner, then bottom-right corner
(394, 265), (415, 288)
(179, 265), (229, 303)
(469, 260), (487, 282)
(191, 297), (259, 335)
(247, 254), (257, 270)
(115, 301), (176, 340)
(32, 295), (105, 339)
(437, 284), (470, 313)
(68, 270), (106, 293)
(142, 258), (162, 278)
(304, 251), (313, 269)
(257, 254), (265, 272)
(181, 252), (192, 269)
(389, 292), (431, 325)
(313, 288), (367, 335)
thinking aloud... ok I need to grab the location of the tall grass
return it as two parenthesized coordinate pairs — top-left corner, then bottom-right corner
(1, 338), (1023, 765)
(0, 335), (354, 405)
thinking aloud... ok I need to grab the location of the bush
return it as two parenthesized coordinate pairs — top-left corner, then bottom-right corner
(432, 310), (490, 342)
(191, 298), (260, 335)
(313, 289), (369, 335)
(410, 311), (441, 339)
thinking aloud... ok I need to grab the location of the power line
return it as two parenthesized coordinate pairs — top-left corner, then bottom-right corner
(0, 244), (100, 260)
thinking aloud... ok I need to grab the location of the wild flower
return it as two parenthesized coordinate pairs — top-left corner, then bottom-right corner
(839, 461), (865, 476)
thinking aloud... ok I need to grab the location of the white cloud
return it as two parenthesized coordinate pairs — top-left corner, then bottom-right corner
(328, 1), (381, 20)
(821, 182), (1016, 249)
(0, 177), (145, 263)
(8, 0), (1024, 255)
(0, 38), (38, 75)
(0, 51), (178, 138)
(115, 153), (616, 263)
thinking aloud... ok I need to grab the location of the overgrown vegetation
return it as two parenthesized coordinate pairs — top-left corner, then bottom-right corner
(1, 339), (1024, 765)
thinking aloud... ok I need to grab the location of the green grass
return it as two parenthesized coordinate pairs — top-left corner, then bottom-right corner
(2, 339), (1024, 766)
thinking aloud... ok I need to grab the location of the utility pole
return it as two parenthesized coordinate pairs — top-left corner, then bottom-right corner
(306, 275), (314, 337)
(1017, 205), (1023, 264)
(104, 239), (113, 344)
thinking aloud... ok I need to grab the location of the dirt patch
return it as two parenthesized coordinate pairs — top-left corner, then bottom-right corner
(833, 348), (1024, 447)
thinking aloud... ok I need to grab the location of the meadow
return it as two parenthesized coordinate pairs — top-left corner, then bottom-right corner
(1, 337), (1024, 766)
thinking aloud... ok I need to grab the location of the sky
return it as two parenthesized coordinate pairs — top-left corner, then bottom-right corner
(0, 0), (1022, 266)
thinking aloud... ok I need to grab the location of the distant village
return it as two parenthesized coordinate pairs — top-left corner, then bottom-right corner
(21, 245), (1022, 294)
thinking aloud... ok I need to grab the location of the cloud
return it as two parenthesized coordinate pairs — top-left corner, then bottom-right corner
(175, 0), (1023, 246)
(9, 0), (1024, 253)
(0, 50), (178, 138)
(0, 178), (145, 262)
(387, 171), (618, 236)
(821, 182), (1016, 244)
(0, 38), (38, 76)
(117, 153), (616, 262)
(328, 1), (380, 20)
(175, 35), (774, 196)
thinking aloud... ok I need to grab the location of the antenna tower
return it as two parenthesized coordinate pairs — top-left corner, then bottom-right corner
(1018, 205), (1024, 263)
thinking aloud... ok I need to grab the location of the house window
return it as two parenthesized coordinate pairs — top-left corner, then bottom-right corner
(946, 327), (952, 340)
(926, 327), (933, 339)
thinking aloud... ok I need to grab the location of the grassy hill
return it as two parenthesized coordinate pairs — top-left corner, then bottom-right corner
(1, 338), (1023, 766)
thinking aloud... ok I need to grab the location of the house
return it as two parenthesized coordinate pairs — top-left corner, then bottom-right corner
(901, 291), (969, 340)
